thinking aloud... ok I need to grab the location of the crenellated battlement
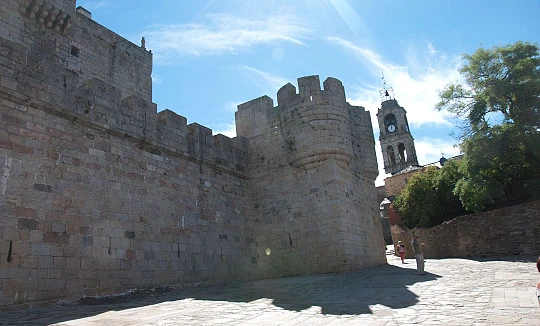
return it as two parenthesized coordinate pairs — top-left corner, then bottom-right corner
(277, 83), (297, 108)
(244, 75), (354, 170)
(322, 77), (346, 104)
(237, 75), (376, 174)
(298, 75), (322, 100)
(276, 75), (347, 108)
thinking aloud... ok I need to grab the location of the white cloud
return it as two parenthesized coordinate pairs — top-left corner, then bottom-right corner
(210, 68), (289, 138)
(328, 0), (368, 35)
(415, 138), (461, 166)
(328, 37), (463, 129)
(326, 37), (388, 71)
(142, 13), (310, 64)
(231, 65), (289, 93)
(213, 121), (236, 138)
(338, 38), (465, 186)
(223, 101), (241, 114)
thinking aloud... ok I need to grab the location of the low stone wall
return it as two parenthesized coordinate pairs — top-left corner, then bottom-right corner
(391, 200), (540, 259)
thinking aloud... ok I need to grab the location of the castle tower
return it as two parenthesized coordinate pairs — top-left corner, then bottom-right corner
(376, 86), (418, 174)
(236, 75), (386, 278)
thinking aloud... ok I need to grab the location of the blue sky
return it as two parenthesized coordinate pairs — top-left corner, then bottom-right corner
(77, 0), (539, 186)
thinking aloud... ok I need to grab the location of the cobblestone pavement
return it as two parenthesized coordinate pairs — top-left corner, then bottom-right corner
(1, 249), (539, 325)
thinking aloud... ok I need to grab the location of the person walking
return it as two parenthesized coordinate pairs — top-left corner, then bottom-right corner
(397, 241), (405, 264)
(536, 256), (540, 307)
(411, 235), (425, 275)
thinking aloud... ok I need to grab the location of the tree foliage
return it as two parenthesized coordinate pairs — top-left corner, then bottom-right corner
(437, 41), (540, 137)
(394, 41), (540, 226)
(394, 161), (466, 228)
(455, 123), (540, 211)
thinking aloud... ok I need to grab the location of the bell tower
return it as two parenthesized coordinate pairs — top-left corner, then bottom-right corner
(376, 80), (418, 174)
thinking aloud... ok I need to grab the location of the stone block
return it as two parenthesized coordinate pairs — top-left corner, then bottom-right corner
(38, 278), (66, 292)
(79, 225), (93, 235)
(18, 218), (39, 230)
(66, 257), (80, 270)
(43, 232), (58, 243)
(48, 269), (62, 279)
(28, 230), (43, 241)
(14, 207), (36, 218)
(31, 243), (51, 256)
(108, 259), (121, 270)
(62, 245), (79, 258)
(53, 257), (66, 269)
(50, 244), (63, 257)
(110, 237), (129, 249)
(19, 229), (30, 241)
(38, 256), (53, 269)
(3, 228), (19, 240)
(52, 222), (66, 233)
(20, 255), (38, 269)
(33, 183), (53, 193)
(82, 235), (93, 247)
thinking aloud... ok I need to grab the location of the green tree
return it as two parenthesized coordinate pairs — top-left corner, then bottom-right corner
(437, 41), (540, 137)
(393, 160), (466, 228)
(455, 124), (540, 211)
(393, 167), (439, 228)
(436, 41), (540, 212)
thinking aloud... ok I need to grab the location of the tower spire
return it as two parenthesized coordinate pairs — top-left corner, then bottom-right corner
(379, 72), (394, 102)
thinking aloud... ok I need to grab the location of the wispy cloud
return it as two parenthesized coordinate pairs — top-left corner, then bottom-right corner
(331, 37), (463, 129)
(333, 37), (465, 185)
(213, 122), (237, 138)
(326, 37), (388, 71)
(328, 0), (368, 35)
(415, 137), (461, 165)
(231, 65), (289, 92)
(223, 100), (242, 114)
(142, 13), (311, 64)
(210, 67), (289, 138)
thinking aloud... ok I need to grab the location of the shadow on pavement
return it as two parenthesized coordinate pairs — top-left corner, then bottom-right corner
(187, 263), (440, 315)
(465, 255), (537, 263)
(0, 263), (440, 325)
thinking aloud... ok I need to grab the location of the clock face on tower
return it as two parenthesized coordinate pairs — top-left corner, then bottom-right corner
(387, 124), (396, 133)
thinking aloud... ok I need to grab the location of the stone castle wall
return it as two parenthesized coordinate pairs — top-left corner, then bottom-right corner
(6, 0), (152, 101)
(0, 0), (385, 305)
(0, 0), (253, 305)
(391, 200), (540, 259)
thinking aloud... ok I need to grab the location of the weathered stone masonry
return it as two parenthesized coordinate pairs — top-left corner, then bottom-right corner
(0, 0), (385, 305)
(237, 77), (385, 279)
